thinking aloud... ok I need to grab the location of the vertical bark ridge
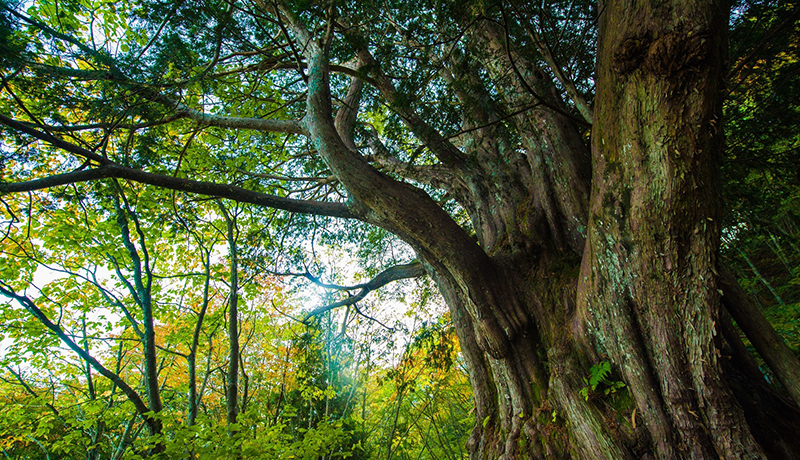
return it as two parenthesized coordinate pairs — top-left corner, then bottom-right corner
(467, 19), (592, 255)
(548, 347), (633, 460)
(333, 66), (363, 151)
(431, 263), (505, 457)
(579, 239), (679, 458)
(579, 0), (766, 458)
(444, 53), (537, 253)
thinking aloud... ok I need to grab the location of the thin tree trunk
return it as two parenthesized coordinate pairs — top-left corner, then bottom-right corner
(188, 245), (213, 427)
(767, 232), (794, 274)
(112, 192), (163, 447)
(82, 316), (105, 460)
(219, 202), (240, 433)
(738, 247), (786, 306)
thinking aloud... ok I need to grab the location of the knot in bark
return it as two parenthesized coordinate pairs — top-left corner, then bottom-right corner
(613, 27), (711, 77)
(644, 28), (710, 77)
(612, 34), (652, 75)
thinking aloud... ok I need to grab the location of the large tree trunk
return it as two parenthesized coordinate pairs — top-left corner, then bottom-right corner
(427, 1), (800, 458)
(577, 0), (765, 457)
(280, 2), (800, 457)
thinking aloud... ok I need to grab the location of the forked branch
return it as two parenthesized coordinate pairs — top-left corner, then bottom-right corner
(304, 261), (426, 319)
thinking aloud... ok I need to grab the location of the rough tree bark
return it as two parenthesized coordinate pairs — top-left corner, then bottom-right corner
(3, 0), (800, 458)
(328, 1), (800, 458)
(578, 0), (765, 457)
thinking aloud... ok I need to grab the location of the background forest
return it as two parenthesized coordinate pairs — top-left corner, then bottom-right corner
(0, 189), (475, 459)
(0, 189), (474, 459)
(1, 0), (799, 459)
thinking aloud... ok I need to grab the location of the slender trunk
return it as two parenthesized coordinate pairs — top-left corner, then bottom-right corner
(188, 246), (212, 427)
(111, 415), (139, 460)
(199, 333), (215, 418)
(385, 358), (409, 460)
(219, 202), (240, 431)
(272, 346), (289, 425)
(112, 193), (162, 444)
(737, 247), (786, 306)
(240, 352), (250, 414)
(226, 239), (239, 427)
(767, 232), (794, 274)
(186, 352), (198, 423)
(82, 316), (105, 460)
(732, 263), (766, 307)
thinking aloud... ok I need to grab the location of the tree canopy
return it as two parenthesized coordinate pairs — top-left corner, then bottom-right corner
(1, 0), (800, 459)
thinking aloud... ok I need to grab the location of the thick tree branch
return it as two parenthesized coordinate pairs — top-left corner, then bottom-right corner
(280, 7), (513, 359)
(333, 64), (364, 151)
(304, 261), (426, 319)
(363, 127), (455, 190)
(335, 23), (468, 170)
(504, 2), (594, 124)
(0, 114), (354, 218)
(123, 83), (306, 134)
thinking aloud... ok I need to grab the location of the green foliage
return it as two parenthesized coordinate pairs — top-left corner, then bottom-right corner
(4, 0), (797, 457)
(579, 361), (625, 401)
(0, 173), (467, 459)
(120, 416), (354, 460)
(364, 316), (473, 460)
(717, 1), (800, 377)
(763, 303), (800, 357)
